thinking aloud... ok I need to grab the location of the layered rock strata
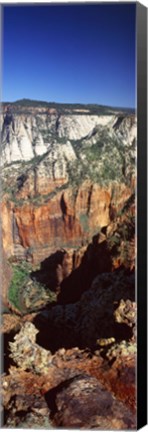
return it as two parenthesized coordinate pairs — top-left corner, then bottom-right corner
(1, 105), (136, 264)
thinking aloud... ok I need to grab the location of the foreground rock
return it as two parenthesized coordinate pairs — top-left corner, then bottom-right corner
(1, 318), (136, 428)
(49, 374), (135, 429)
(1, 365), (136, 429)
(1, 368), (53, 428)
(9, 322), (52, 373)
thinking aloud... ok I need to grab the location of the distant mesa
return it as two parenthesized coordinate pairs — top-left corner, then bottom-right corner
(2, 98), (135, 116)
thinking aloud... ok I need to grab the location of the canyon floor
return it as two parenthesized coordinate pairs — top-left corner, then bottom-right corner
(1, 100), (136, 429)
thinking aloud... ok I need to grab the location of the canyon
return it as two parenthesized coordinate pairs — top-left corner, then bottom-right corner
(1, 102), (136, 263)
(1, 100), (136, 428)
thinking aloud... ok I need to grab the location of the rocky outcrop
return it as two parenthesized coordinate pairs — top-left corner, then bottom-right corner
(1, 367), (53, 428)
(1, 365), (136, 429)
(50, 373), (135, 429)
(9, 322), (52, 373)
(1, 104), (136, 166)
(1, 110), (116, 165)
(33, 269), (136, 352)
(1, 318), (136, 429)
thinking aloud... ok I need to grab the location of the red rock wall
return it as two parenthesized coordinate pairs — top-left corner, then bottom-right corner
(2, 181), (134, 264)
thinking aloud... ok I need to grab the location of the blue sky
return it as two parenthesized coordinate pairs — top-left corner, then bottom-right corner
(2, 4), (136, 108)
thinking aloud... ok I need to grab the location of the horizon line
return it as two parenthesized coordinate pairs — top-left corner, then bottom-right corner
(2, 98), (136, 111)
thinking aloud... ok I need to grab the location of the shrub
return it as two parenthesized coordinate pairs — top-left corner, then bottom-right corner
(8, 262), (30, 310)
(8, 261), (57, 313)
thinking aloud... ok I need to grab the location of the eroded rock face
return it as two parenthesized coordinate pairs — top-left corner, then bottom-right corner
(0, 111), (117, 165)
(2, 181), (129, 264)
(1, 182), (111, 263)
(1, 104), (136, 264)
(0, 106), (136, 166)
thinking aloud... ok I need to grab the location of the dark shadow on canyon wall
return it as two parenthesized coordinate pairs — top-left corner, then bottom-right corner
(31, 227), (135, 354)
(33, 267), (135, 354)
(31, 250), (66, 292)
(31, 236), (113, 305)
(58, 239), (112, 304)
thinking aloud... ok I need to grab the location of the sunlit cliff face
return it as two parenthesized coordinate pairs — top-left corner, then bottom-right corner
(1, 103), (136, 264)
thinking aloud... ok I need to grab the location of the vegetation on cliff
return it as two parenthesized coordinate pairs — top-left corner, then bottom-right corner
(8, 262), (56, 313)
